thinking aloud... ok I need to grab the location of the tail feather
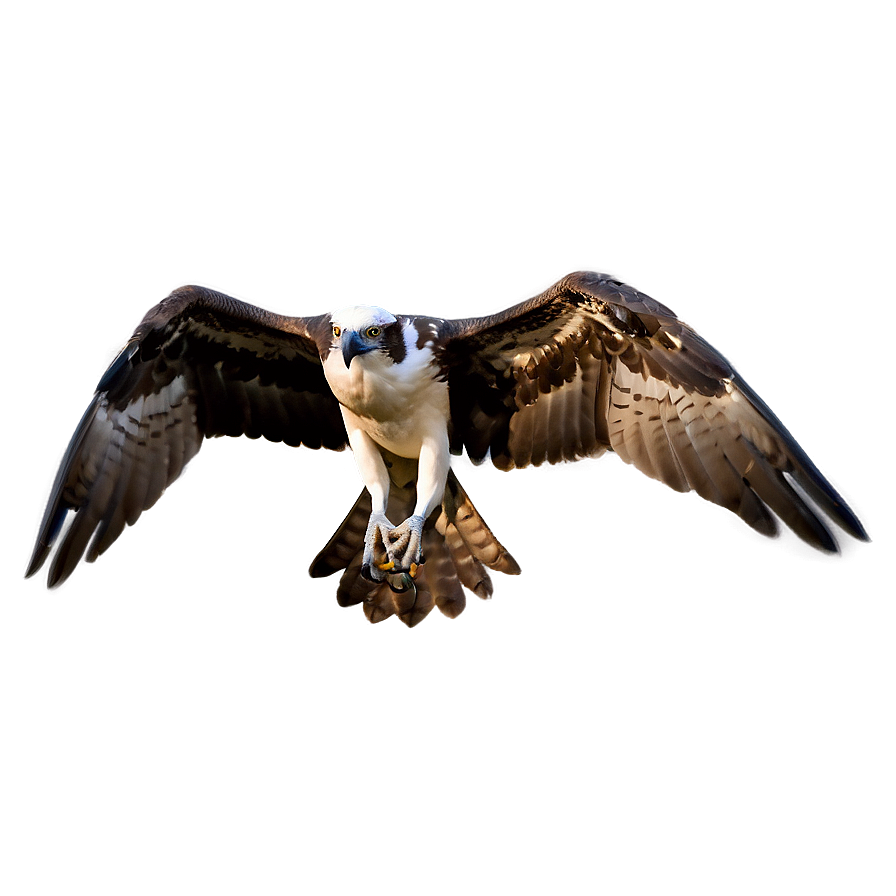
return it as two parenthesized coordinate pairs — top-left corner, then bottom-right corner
(310, 491), (372, 580)
(363, 584), (396, 624)
(421, 527), (466, 618)
(388, 574), (436, 627)
(443, 475), (522, 576)
(309, 452), (519, 627)
(440, 515), (493, 601)
(335, 555), (375, 608)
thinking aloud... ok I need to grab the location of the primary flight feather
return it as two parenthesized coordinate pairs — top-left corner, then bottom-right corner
(26, 271), (868, 626)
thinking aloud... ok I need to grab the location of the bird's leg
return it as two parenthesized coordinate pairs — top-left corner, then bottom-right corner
(362, 511), (398, 581)
(387, 434), (449, 576)
(345, 425), (397, 582)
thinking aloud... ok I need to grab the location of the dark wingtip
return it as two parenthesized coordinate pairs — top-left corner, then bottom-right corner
(96, 340), (139, 393)
(833, 504), (870, 543)
(26, 505), (71, 585)
(24, 544), (48, 580)
(46, 556), (74, 590)
(26, 536), (86, 585)
(803, 483), (868, 547)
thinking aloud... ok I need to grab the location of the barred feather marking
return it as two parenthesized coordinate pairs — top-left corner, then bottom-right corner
(309, 457), (519, 626)
(441, 271), (866, 553)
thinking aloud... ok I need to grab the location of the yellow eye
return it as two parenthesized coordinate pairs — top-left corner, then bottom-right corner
(366, 326), (381, 338)
(332, 325), (341, 338)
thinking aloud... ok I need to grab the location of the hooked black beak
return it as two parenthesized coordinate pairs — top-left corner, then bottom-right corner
(342, 331), (371, 367)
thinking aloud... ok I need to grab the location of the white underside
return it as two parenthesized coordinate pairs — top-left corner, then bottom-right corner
(323, 321), (450, 519)
(324, 323), (448, 458)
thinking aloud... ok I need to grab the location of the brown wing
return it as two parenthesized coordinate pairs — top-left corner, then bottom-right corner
(27, 285), (346, 587)
(439, 271), (867, 552)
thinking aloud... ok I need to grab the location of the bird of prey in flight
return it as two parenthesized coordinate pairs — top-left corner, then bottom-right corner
(26, 271), (868, 626)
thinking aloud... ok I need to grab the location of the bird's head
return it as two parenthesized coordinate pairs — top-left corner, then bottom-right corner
(329, 306), (399, 368)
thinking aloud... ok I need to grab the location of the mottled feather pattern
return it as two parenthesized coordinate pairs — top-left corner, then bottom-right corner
(440, 271), (866, 552)
(310, 453), (519, 627)
(28, 273), (867, 625)
(27, 287), (347, 587)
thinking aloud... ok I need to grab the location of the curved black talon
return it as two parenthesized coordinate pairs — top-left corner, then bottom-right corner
(388, 573), (415, 595)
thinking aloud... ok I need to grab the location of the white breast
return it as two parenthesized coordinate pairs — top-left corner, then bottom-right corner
(323, 321), (449, 458)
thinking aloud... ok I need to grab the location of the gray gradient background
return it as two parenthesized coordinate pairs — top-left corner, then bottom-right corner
(2, 2), (891, 893)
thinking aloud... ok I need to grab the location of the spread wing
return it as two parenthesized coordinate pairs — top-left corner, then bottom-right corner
(440, 271), (867, 552)
(27, 285), (346, 586)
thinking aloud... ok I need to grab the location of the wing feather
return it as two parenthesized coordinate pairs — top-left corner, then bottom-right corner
(439, 271), (867, 552)
(28, 285), (346, 586)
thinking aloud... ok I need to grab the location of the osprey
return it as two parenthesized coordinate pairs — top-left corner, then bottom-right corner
(27, 271), (867, 626)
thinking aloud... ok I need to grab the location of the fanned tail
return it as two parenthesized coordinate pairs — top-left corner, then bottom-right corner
(309, 452), (520, 627)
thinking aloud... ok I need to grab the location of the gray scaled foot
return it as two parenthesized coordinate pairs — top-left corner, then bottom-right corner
(361, 511), (396, 582)
(387, 514), (426, 576)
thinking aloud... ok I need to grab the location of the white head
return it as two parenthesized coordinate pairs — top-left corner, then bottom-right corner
(330, 305), (397, 333)
(329, 305), (400, 368)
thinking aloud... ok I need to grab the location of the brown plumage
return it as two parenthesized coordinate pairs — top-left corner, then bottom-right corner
(26, 286), (347, 589)
(26, 272), (868, 625)
(439, 272), (865, 552)
(309, 452), (518, 626)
